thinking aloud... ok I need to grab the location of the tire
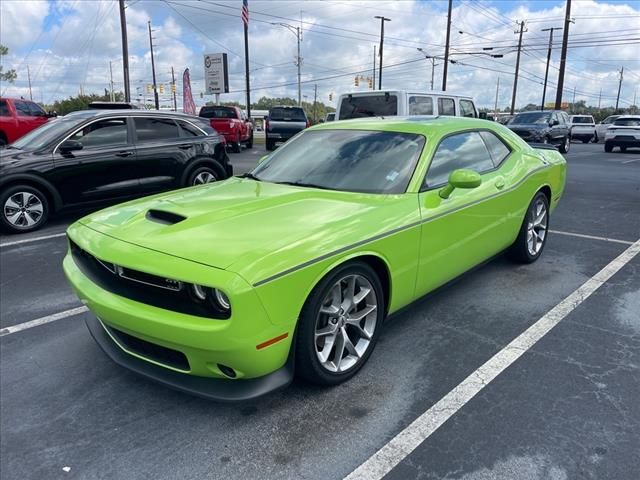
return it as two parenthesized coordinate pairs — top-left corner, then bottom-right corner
(542, 136), (550, 144)
(186, 164), (222, 186)
(620, 146), (627, 152)
(0, 136), (7, 148)
(245, 132), (253, 149)
(558, 135), (570, 154)
(295, 261), (385, 386)
(582, 138), (589, 144)
(507, 191), (549, 264)
(0, 184), (49, 233)
(604, 142), (613, 153)
(593, 134), (599, 143)
(232, 133), (241, 153)
(266, 139), (274, 151)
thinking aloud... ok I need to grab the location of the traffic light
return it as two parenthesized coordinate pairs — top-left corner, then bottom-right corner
(354, 76), (359, 87)
(329, 93), (333, 101)
(145, 84), (152, 94)
(368, 77), (373, 89)
(159, 84), (165, 94)
(171, 83), (176, 93)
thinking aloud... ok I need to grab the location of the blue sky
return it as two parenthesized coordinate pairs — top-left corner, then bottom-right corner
(1, 0), (639, 109)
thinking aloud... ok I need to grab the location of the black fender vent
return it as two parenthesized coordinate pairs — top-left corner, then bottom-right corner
(145, 209), (186, 225)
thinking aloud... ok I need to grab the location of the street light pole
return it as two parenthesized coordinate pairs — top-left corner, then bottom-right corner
(442, 0), (453, 91)
(554, 0), (572, 110)
(273, 23), (302, 105)
(510, 20), (526, 115)
(119, 0), (131, 102)
(541, 27), (562, 111)
(374, 16), (391, 90)
(148, 21), (159, 110)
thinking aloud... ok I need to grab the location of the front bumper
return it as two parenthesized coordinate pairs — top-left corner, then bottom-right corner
(86, 315), (294, 402)
(64, 223), (295, 399)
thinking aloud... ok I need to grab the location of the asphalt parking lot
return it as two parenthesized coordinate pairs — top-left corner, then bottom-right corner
(1, 142), (639, 480)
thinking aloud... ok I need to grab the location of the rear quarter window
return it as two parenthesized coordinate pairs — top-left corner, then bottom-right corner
(459, 99), (476, 118)
(437, 98), (456, 116)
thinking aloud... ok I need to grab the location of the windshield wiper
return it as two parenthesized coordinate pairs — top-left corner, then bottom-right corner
(238, 172), (262, 181)
(275, 180), (333, 190)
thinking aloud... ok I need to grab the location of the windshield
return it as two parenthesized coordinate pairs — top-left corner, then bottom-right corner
(199, 107), (238, 119)
(10, 117), (81, 151)
(613, 117), (640, 126)
(251, 129), (425, 194)
(571, 116), (593, 124)
(269, 107), (306, 122)
(509, 112), (551, 125)
(339, 95), (398, 119)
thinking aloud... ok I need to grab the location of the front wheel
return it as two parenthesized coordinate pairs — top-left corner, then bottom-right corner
(295, 261), (384, 386)
(187, 165), (221, 186)
(0, 185), (49, 233)
(558, 135), (570, 154)
(265, 139), (275, 151)
(604, 142), (613, 153)
(593, 133), (599, 143)
(231, 133), (241, 153)
(620, 146), (627, 152)
(508, 191), (549, 264)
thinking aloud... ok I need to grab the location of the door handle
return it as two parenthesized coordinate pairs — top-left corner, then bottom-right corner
(494, 177), (505, 190)
(115, 151), (134, 157)
(178, 144), (193, 149)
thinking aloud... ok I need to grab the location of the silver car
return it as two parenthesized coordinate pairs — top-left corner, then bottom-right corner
(595, 115), (621, 143)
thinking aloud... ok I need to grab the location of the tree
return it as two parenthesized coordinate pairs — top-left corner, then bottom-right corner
(0, 44), (17, 83)
(52, 91), (125, 115)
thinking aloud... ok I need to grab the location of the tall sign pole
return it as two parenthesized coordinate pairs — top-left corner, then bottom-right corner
(442, 0), (452, 91)
(615, 66), (623, 111)
(554, 0), (572, 110)
(148, 21), (159, 110)
(541, 27), (562, 111)
(510, 20), (526, 115)
(242, 0), (251, 117)
(375, 16), (391, 90)
(119, 0), (131, 102)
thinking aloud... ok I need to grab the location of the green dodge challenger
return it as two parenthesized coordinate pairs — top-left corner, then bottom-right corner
(64, 116), (566, 401)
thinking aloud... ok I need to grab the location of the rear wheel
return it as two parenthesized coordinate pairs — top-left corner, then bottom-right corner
(620, 146), (627, 152)
(604, 142), (613, 153)
(232, 133), (241, 153)
(266, 139), (275, 151)
(187, 164), (222, 186)
(593, 133), (599, 143)
(508, 191), (549, 264)
(246, 132), (253, 149)
(295, 261), (384, 386)
(558, 135), (570, 154)
(582, 138), (590, 144)
(0, 185), (49, 233)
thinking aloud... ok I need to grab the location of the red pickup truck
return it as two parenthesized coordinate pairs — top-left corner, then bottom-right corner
(199, 105), (253, 153)
(0, 98), (51, 146)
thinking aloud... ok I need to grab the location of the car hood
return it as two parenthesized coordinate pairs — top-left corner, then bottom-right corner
(79, 177), (413, 282)
(507, 124), (547, 129)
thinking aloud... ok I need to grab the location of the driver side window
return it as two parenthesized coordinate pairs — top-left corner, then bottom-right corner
(69, 118), (128, 149)
(423, 131), (494, 188)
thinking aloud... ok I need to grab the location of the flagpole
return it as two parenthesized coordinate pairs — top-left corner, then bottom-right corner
(243, 0), (251, 118)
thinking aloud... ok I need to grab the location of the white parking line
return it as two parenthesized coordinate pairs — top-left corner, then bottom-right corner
(621, 157), (640, 164)
(344, 238), (640, 480)
(0, 232), (66, 248)
(550, 229), (634, 245)
(0, 306), (88, 337)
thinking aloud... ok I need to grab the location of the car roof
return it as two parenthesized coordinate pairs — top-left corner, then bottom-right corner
(63, 109), (202, 120)
(338, 90), (473, 99)
(613, 115), (640, 119)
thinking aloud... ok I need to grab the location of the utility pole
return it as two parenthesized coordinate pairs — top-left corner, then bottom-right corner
(554, 0), (572, 110)
(442, 0), (453, 91)
(417, 48), (438, 91)
(148, 21), (159, 110)
(615, 66), (623, 111)
(313, 83), (317, 123)
(494, 76), (500, 115)
(598, 88), (602, 110)
(296, 26), (301, 106)
(541, 27), (562, 110)
(572, 85), (576, 112)
(374, 16), (391, 90)
(27, 65), (33, 101)
(109, 61), (115, 102)
(119, 0), (131, 102)
(372, 45), (376, 90)
(171, 66), (177, 111)
(510, 20), (526, 115)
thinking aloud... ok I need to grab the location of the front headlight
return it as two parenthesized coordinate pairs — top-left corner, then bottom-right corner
(190, 284), (231, 315)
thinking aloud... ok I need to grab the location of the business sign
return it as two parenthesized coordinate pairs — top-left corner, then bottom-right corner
(204, 53), (229, 94)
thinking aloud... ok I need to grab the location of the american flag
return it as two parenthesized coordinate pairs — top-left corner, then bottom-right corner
(241, 0), (249, 26)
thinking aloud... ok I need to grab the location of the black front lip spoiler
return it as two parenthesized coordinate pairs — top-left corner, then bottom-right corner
(85, 316), (294, 402)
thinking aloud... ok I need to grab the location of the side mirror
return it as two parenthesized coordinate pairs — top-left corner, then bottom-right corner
(479, 112), (487, 119)
(257, 154), (269, 165)
(59, 139), (83, 153)
(47, 110), (58, 118)
(550, 119), (559, 126)
(439, 169), (482, 199)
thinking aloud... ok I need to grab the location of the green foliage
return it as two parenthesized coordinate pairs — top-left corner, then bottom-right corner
(52, 91), (125, 115)
(205, 96), (335, 124)
(0, 44), (17, 83)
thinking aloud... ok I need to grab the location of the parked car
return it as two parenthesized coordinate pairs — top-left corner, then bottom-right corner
(335, 90), (478, 120)
(199, 105), (253, 153)
(604, 115), (640, 152)
(0, 110), (231, 233)
(265, 106), (309, 151)
(0, 97), (53, 146)
(63, 116), (566, 401)
(325, 112), (335, 122)
(569, 115), (596, 143)
(506, 110), (571, 153)
(595, 114), (621, 143)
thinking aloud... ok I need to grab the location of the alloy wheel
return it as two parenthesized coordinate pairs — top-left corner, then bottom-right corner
(3, 191), (44, 228)
(314, 274), (378, 373)
(192, 171), (217, 185)
(526, 198), (548, 256)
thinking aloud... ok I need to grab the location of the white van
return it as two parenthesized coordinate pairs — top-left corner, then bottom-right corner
(335, 90), (478, 120)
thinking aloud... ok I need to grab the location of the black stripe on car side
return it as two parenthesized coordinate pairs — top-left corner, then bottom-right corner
(252, 165), (550, 287)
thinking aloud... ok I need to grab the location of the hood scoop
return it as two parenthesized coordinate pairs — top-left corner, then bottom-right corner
(145, 209), (187, 225)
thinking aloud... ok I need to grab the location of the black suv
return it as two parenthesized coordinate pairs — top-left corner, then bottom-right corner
(507, 110), (571, 153)
(0, 110), (231, 233)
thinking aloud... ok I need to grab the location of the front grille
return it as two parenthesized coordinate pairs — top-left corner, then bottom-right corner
(69, 239), (229, 319)
(106, 324), (190, 371)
